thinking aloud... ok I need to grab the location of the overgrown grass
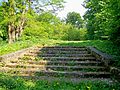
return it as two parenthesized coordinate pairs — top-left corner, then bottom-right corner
(0, 39), (61, 55)
(0, 73), (119, 90)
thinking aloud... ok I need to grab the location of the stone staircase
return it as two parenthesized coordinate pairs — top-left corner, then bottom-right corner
(0, 46), (112, 82)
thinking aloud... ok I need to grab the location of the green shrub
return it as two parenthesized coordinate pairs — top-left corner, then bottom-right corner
(23, 21), (49, 39)
(62, 26), (87, 41)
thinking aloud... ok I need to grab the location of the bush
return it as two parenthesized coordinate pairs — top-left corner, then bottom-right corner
(62, 26), (87, 41)
(110, 28), (120, 45)
(23, 21), (49, 39)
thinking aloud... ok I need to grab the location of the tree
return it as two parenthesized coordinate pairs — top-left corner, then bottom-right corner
(37, 12), (61, 24)
(0, 0), (29, 43)
(0, 0), (65, 43)
(66, 12), (83, 28)
(83, 0), (120, 44)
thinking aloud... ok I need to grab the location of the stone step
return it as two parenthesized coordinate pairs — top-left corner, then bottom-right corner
(37, 46), (86, 48)
(24, 53), (93, 57)
(29, 51), (89, 54)
(5, 64), (106, 72)
(10, 60), (102, 66)
(41, 57), (96, 61)
(39, 48), (87, 51)
(0, 67), (111, 78)
(27, 71), (111, 78)
(19, 56), (96, 61)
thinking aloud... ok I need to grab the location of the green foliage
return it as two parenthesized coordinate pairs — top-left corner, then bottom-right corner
(84, 0), (120, 44)
(79, 28), (87, 40)
(66, 12), (83, 28)
(37, 12), (61, 24)
(0, 73), (119, 90)
(0, 6), (7, 41)
(63, 27), (81, 41)
(0, 0), (87, 42)
(0, 0), (65, 43)
(0, 73), (26, 90)
(23, 11), (87, 41)
(23, 21), (49, 39)
(62, 25), (87, 41)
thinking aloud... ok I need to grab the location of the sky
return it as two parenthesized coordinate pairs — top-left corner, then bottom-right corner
(57, 0), (87, 19)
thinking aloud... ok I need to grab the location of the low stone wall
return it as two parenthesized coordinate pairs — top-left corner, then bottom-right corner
(87, 46), (112, 67)
(87, 46), (120, 81)
(0, 46), (36, 63)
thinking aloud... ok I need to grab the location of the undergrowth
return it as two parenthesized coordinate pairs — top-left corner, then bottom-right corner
(0, 73), (119, 90)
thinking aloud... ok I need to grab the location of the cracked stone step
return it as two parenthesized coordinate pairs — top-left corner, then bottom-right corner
(10, 60), (102, 66)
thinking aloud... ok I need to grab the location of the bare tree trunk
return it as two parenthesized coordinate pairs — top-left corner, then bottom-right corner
(8, 23), (15, 44)
(15, 19), (25, 40)
(15, 9), (26, 40)
(15, 26), (19, 40)
(8, 0), (16, 43)
(19, 18), (25, 37)
(8, 24), (13, 44)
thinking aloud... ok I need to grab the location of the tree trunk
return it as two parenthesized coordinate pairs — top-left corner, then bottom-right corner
(15, 26), (19, 40)
(8, 23), (15, 44)
(8, 24), (13, 44)
(15, 8), (26, 40)
(19, 18), (25, 37)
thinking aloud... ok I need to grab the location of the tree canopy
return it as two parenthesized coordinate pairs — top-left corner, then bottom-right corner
(83, 0), (120, 45)
(0, 0), (65, 43)
(66, 12), (83, 28)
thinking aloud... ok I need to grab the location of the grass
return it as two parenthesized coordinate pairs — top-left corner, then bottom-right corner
(0, 73), (120, 90)
(0, 39), (62, 56)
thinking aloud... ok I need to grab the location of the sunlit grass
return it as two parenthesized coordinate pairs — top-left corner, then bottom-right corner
(0, 39), (62, 55)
